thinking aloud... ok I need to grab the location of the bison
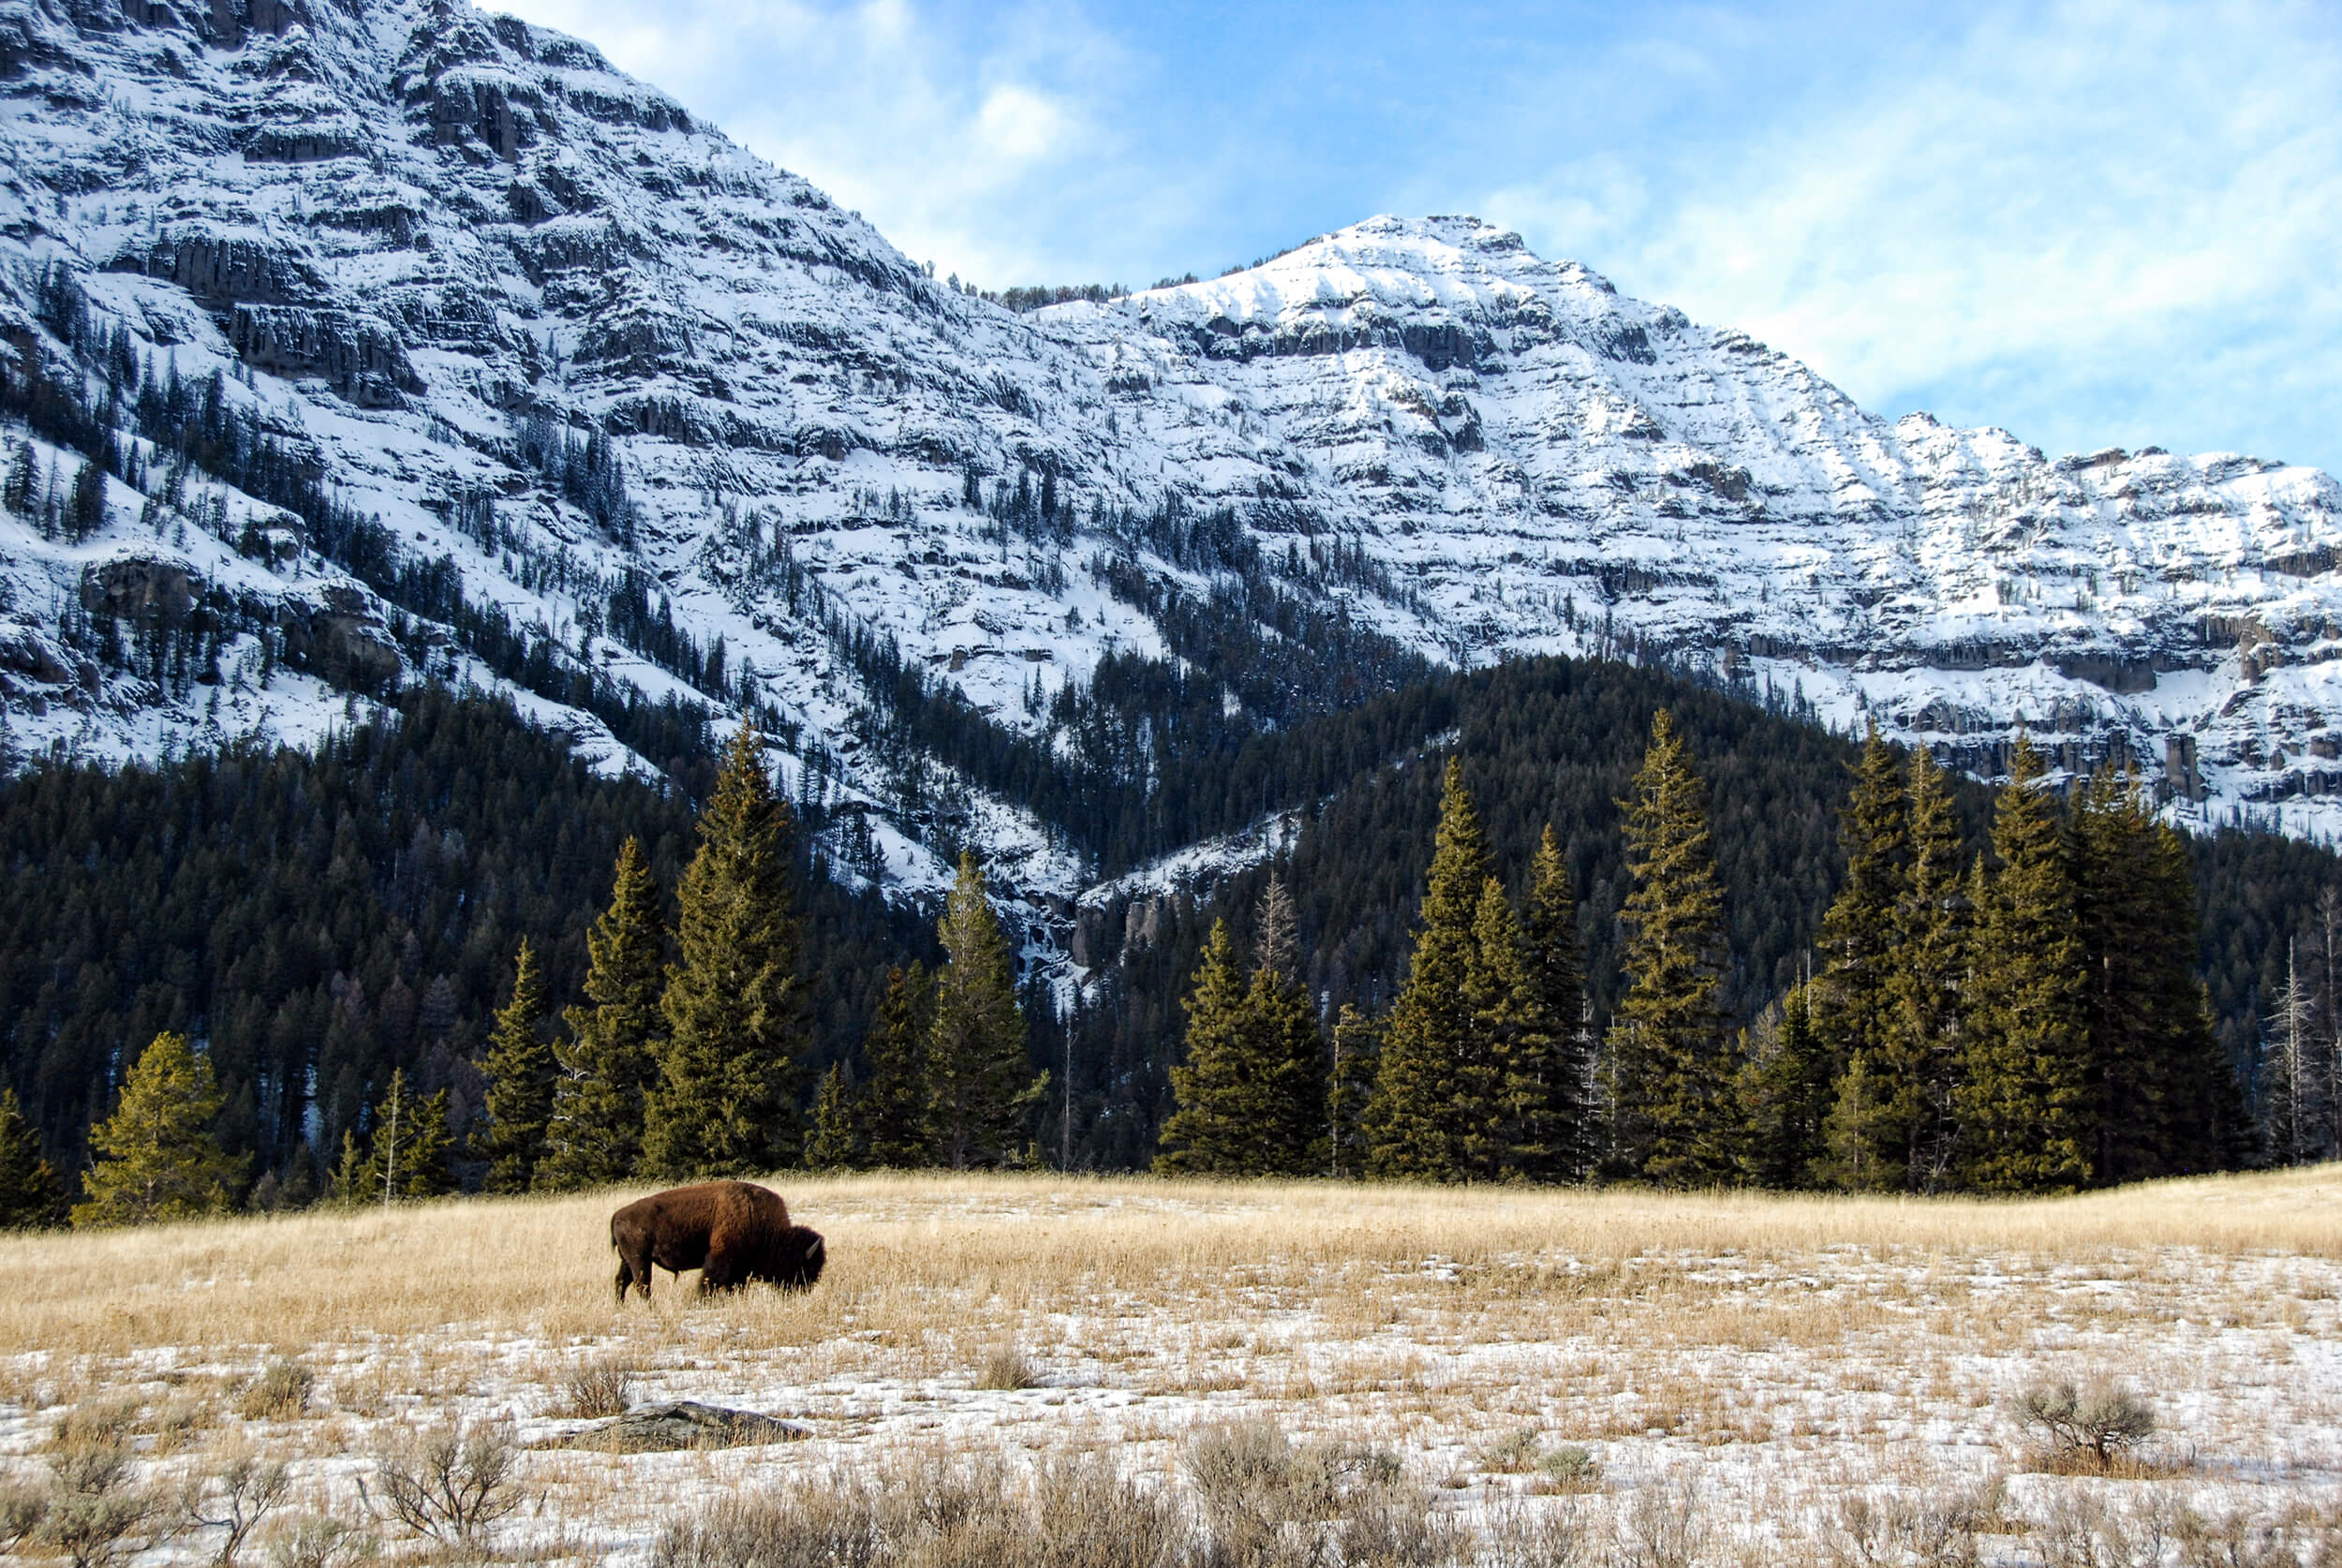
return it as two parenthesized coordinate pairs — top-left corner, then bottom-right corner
(609, 1180), (827, 1303)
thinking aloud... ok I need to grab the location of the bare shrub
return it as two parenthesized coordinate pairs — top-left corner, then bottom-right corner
(238, 1360), (314, 1422)
(1827, 1482), (1997, 1568)
(1483, 1495), (1592, 1568)
(1615, 1474), (1706, 1568)
(2012, 1378), (2156, 1471)
(1029, 1452), (1188, 1568)
(977, 1346), (1040, 1391)
(367, 1415), (524, 1544)
(652, 1451), (1186, 1568)
(180, 1439), (291, 1568)
(265, 1516), (380, 1568)
(559, 1356), (637, 1419)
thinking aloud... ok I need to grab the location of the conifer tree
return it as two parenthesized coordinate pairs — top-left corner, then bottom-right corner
(1507, 826), (1588, 1180)
(338, 1069), (455, 1203)
(1243, 877), (1330, 1175)
(1328, 1004), (1382, 1180)
(0, 1088), (66, 1229)
(804, 1064), (858, 1170)
(1607, 710), (1740, 1185)
(1463, 876), (1526, 1180)
(1365, 760), (1499, 1180)
(480, 939), (553, 1194)
(644, 725), (807, 1178)
(858, 964), (934, 1167)
(1957, 736), (2091, 1192)
(927, 852), (1043, 1168)
(1743, 982), (1832, 1189)
(1816, 725), (1911, 1188)
(1877, 746), (1970, 1191)
(1156, 920), (1264, 1175)
(541, 838), (665, 1190)
(73, 1032), (241, 1228)
(2073, 767), (2233, 1179)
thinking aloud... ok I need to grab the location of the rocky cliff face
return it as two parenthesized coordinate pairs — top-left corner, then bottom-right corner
(3, 0), (2340, 907)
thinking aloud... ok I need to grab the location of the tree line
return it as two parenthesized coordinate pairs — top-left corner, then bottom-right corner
(1151, 714), (2246, 1191)
(15, 723), (1047, 1226)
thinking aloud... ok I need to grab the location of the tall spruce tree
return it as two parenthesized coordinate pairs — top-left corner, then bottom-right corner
(1463, 876), (1526, 1180)
(858, 964), (934, 1168)
(72, 1031), (241, 1228)
(1328, 1004), (1382, 1180)
(1957, 736), (2092, 1193)
(480, 939), (554, 1193)
(1878, 747), (1969, 1191)
(927, 852), (1042, 1168)
(1242, 878), (1331, 1174)
(1743, 982), (1831, 1189)
(0, 1088), (66, 1228)
(1156, 920), (1267, 1175)
(2074, 767), (2231, 1180)
(1816, 726), (1912, 1189)
(644, 725), (807, 1178)
(1506, 826), (1588, 1180)
(804, 1064), (857, 1170)
(541, 838), (665, 1190)
(1607, 709), (1740, 1186)
(1365, 760), (1500, 1181)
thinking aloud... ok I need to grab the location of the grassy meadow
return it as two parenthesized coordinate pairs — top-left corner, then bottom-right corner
(0, 1168), (2337, 1563)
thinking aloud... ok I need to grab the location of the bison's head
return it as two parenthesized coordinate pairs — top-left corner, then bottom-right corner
(765, 1224), (826, 1291)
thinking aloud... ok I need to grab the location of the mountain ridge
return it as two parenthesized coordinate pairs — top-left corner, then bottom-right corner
(3, 0), (2341, 951)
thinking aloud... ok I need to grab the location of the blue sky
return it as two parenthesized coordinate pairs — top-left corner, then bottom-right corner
(489, 0), (2342, 476)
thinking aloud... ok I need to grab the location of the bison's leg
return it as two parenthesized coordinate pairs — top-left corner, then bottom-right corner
(615, 1239), (655, 1304)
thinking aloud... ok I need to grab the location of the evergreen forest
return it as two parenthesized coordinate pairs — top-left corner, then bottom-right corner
(5, 651), (2340, 1221)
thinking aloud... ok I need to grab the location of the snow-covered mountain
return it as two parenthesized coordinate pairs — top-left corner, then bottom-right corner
(5, 0), (2342, 923)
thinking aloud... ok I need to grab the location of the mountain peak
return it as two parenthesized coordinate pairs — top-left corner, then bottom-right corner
(3, 0), (2342, 878)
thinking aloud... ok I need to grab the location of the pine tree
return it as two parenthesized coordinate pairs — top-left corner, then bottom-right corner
(541, 839), (666, 1191)
(1877, 747), (1970, 1191)
(1365, 760), (1499, 1181)
(1816, 725), (1912, 1188)
(0, 1088), (65, 1229)
(804, 1063), (858, 1170)
(337, 1069), (455, 1204)
(1956, 736), (2092, 1193)
(644, 725), (807, 1178)
(2073, 766), (2233, 1180)
(1506, 826), (1588, 1180)
(1743, 982), (1831, 1189)
(1607, 710), (1740, 1186)
(1463, 876), (1525, 1180)
(858, 964), (934, 1168)
(1328, 1004), (1381, 1180)
(1156, 920), (1263, 1175)
(480, 939), (554, 1194)
(1242, 878), (1329, 1175)
(927, 852), (1042, 1168)
(72, 1031), (242, 1228)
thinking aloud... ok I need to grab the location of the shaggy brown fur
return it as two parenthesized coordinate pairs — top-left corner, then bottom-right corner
(609, 1181), (827, 1303)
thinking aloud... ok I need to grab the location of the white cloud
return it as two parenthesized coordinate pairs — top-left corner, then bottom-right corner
(484, 0), (1158, 284)
(1478, 0), (2342, 465)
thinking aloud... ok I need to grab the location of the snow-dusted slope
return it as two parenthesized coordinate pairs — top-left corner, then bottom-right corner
(1044, 218), (2342, 837)
(4, 0), (2341, 905)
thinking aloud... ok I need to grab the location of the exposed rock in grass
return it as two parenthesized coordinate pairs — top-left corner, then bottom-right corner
(560, 1400), (808, 1453)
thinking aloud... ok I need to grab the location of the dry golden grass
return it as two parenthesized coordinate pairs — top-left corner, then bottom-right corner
(1, 1163), (2333, 1364)
(1, 1166), (2336, 1562)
